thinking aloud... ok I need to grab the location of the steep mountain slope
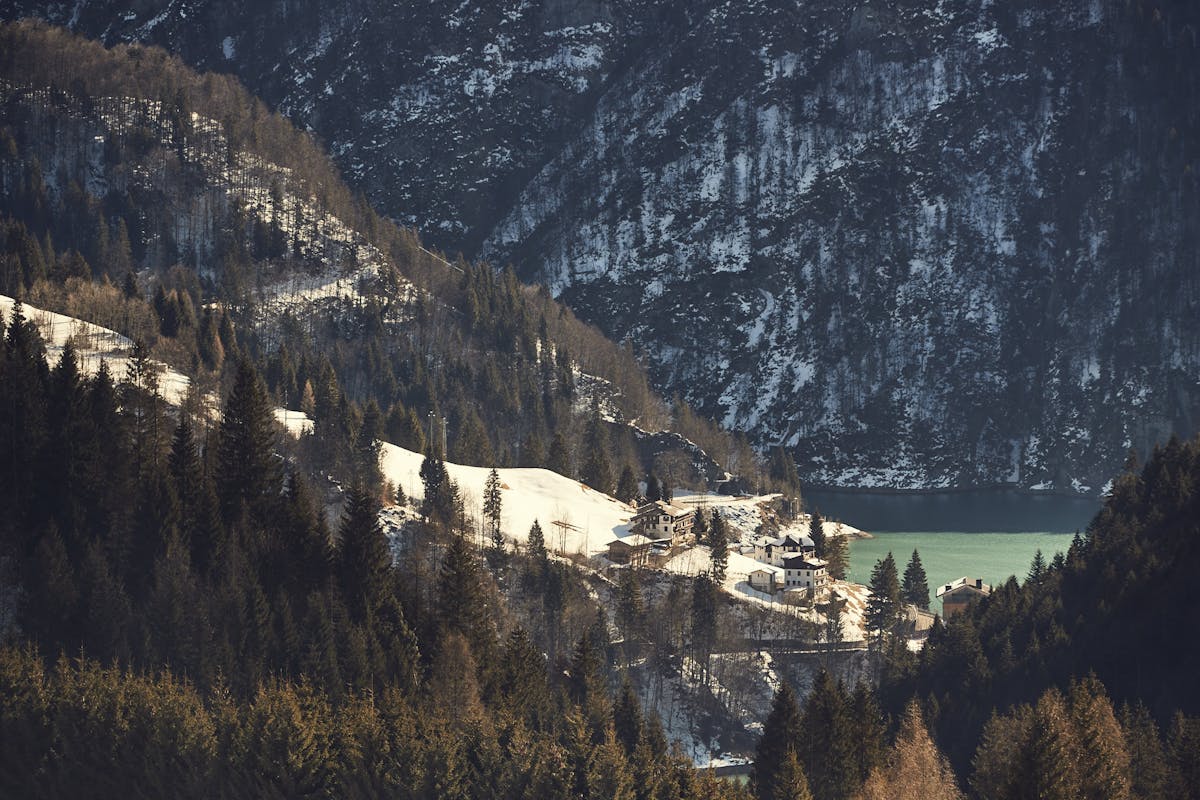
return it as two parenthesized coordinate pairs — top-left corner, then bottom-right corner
(6, 1), (1200, 492)
(0, 21), (756, 491)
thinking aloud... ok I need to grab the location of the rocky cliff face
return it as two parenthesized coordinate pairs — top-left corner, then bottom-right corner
(9, 0), (1200, 492)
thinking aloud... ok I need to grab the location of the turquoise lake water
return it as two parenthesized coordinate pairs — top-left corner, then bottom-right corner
(847, 531), (1076, 612)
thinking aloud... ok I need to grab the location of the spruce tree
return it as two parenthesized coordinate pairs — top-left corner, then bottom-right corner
(483, 468), (502, 545)
(1027, 549), (1047, 585)
(567, 626), (610, 744)
(797, 670), (857, 800)
(216, 359), (282, 527)
(337, 486), (391, 623)
(1067, 675), (1131, 800)
(284, 472), (332, 593)
(709, 510), (729, 585)
(690, 574), (718, 679)
(901, 549), (930, 610)
(824, 531), (848, 580)
(615, 465), (639, 505)
(1025, 689), (1081, 800)
(1120, 703), (1174, 800)
(435, 533), (490, 656)
(809, 511), (825, 557)
(772, 749), (813, 800)
(644, 471), (662, 503)
(580, 399), (613, 493)
(751, 683), (803, 800)
(547, 432), (571, 477)
(865, 552), (902, 639)
(839, 685), (881, 784)
(519, 431), (544, 468)
(527, 519), (547, 560)
(613, 677), (644, 756)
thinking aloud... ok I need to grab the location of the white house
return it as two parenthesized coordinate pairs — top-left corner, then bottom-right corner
(632, 500), (695, 546)
(781, 554), (829, 593)
(747, 566), (782, 593)
(753, 533), (816, 567)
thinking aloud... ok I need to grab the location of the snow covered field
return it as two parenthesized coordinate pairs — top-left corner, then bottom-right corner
(0, 294), (196, 409)
(380, 441), (636, 555)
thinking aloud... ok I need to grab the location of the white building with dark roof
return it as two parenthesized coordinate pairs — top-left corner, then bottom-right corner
(632, 500), (695, 546)
(781, 554), (829, 593)
(752, 533), (816, 566)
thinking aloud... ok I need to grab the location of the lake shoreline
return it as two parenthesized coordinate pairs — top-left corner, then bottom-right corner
(804, 487), (1101, 534)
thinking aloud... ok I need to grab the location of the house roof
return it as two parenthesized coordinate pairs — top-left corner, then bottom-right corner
(935, 577), (992, 598)
(635, 500), (693, 519)
(782, 555), (827, 569)
(759, 533), (815, 549)
(609, 534), (657, 549)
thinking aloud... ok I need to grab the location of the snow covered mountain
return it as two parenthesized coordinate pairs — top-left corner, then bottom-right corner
(7, 0), (1200, 492)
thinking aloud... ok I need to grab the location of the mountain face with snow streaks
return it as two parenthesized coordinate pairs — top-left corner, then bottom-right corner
(10, 0), (1200, 492)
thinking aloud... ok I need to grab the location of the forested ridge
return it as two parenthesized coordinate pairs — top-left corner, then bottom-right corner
(0, 296), (753, 799)
(0, 19), (761, 494)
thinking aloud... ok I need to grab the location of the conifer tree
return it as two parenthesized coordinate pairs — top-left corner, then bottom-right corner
(615, 465), (639, 505)
(79, 540), (132, 664)
(419, 441), (448, 513)
(901, 549), (930, 610)
(483, 468), (502, 545)
(302, 592), (342, 693)
(824, 531), (848, 580)
(519, 430), (545, 468)
(27, 523), (79, 648)
(436, 534), (490, 656)
(865, 552), (902, 639)
(566, 626), (610, 744)
(337, 486), (391, 623)
(580, 399), (614, 493)
(797, 670), (856, 800)
(644, 471), (662, 502)
(216, 359), (282, 527)
(284, 472), (332, 592)
(809, 511), (825, 557)
(616, 567), (644, 658)
(709, 510), (729, 585)
(1119, 703), (1174, 800)
(613, 677), (644, 756)
(773, 749), (813, 800)
(145, 531), (210, 680)
(970, 704), (1033, 800)
(691, 573), (718, 679)
(547, 432), (571, 477)
(498, 626), (551, 729)
(527, 519), (547, 560)
(849, 683), (887, 785)
(121, 338), (166, 478)
(752, 683), (803, 800)
(1025, 689), (1081, 800)
(1166, 712), (1200, 798)
(1067, 675), (1131, 800)
(857, 700), (962, 800)
(356, 397), (384, 489)
(1027, 549), (1047, 585)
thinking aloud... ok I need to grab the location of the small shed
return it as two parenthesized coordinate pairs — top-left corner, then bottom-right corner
(936, 577), (991, 618)
(748, 567), (778, 593)
(607, 534), (657, 566)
